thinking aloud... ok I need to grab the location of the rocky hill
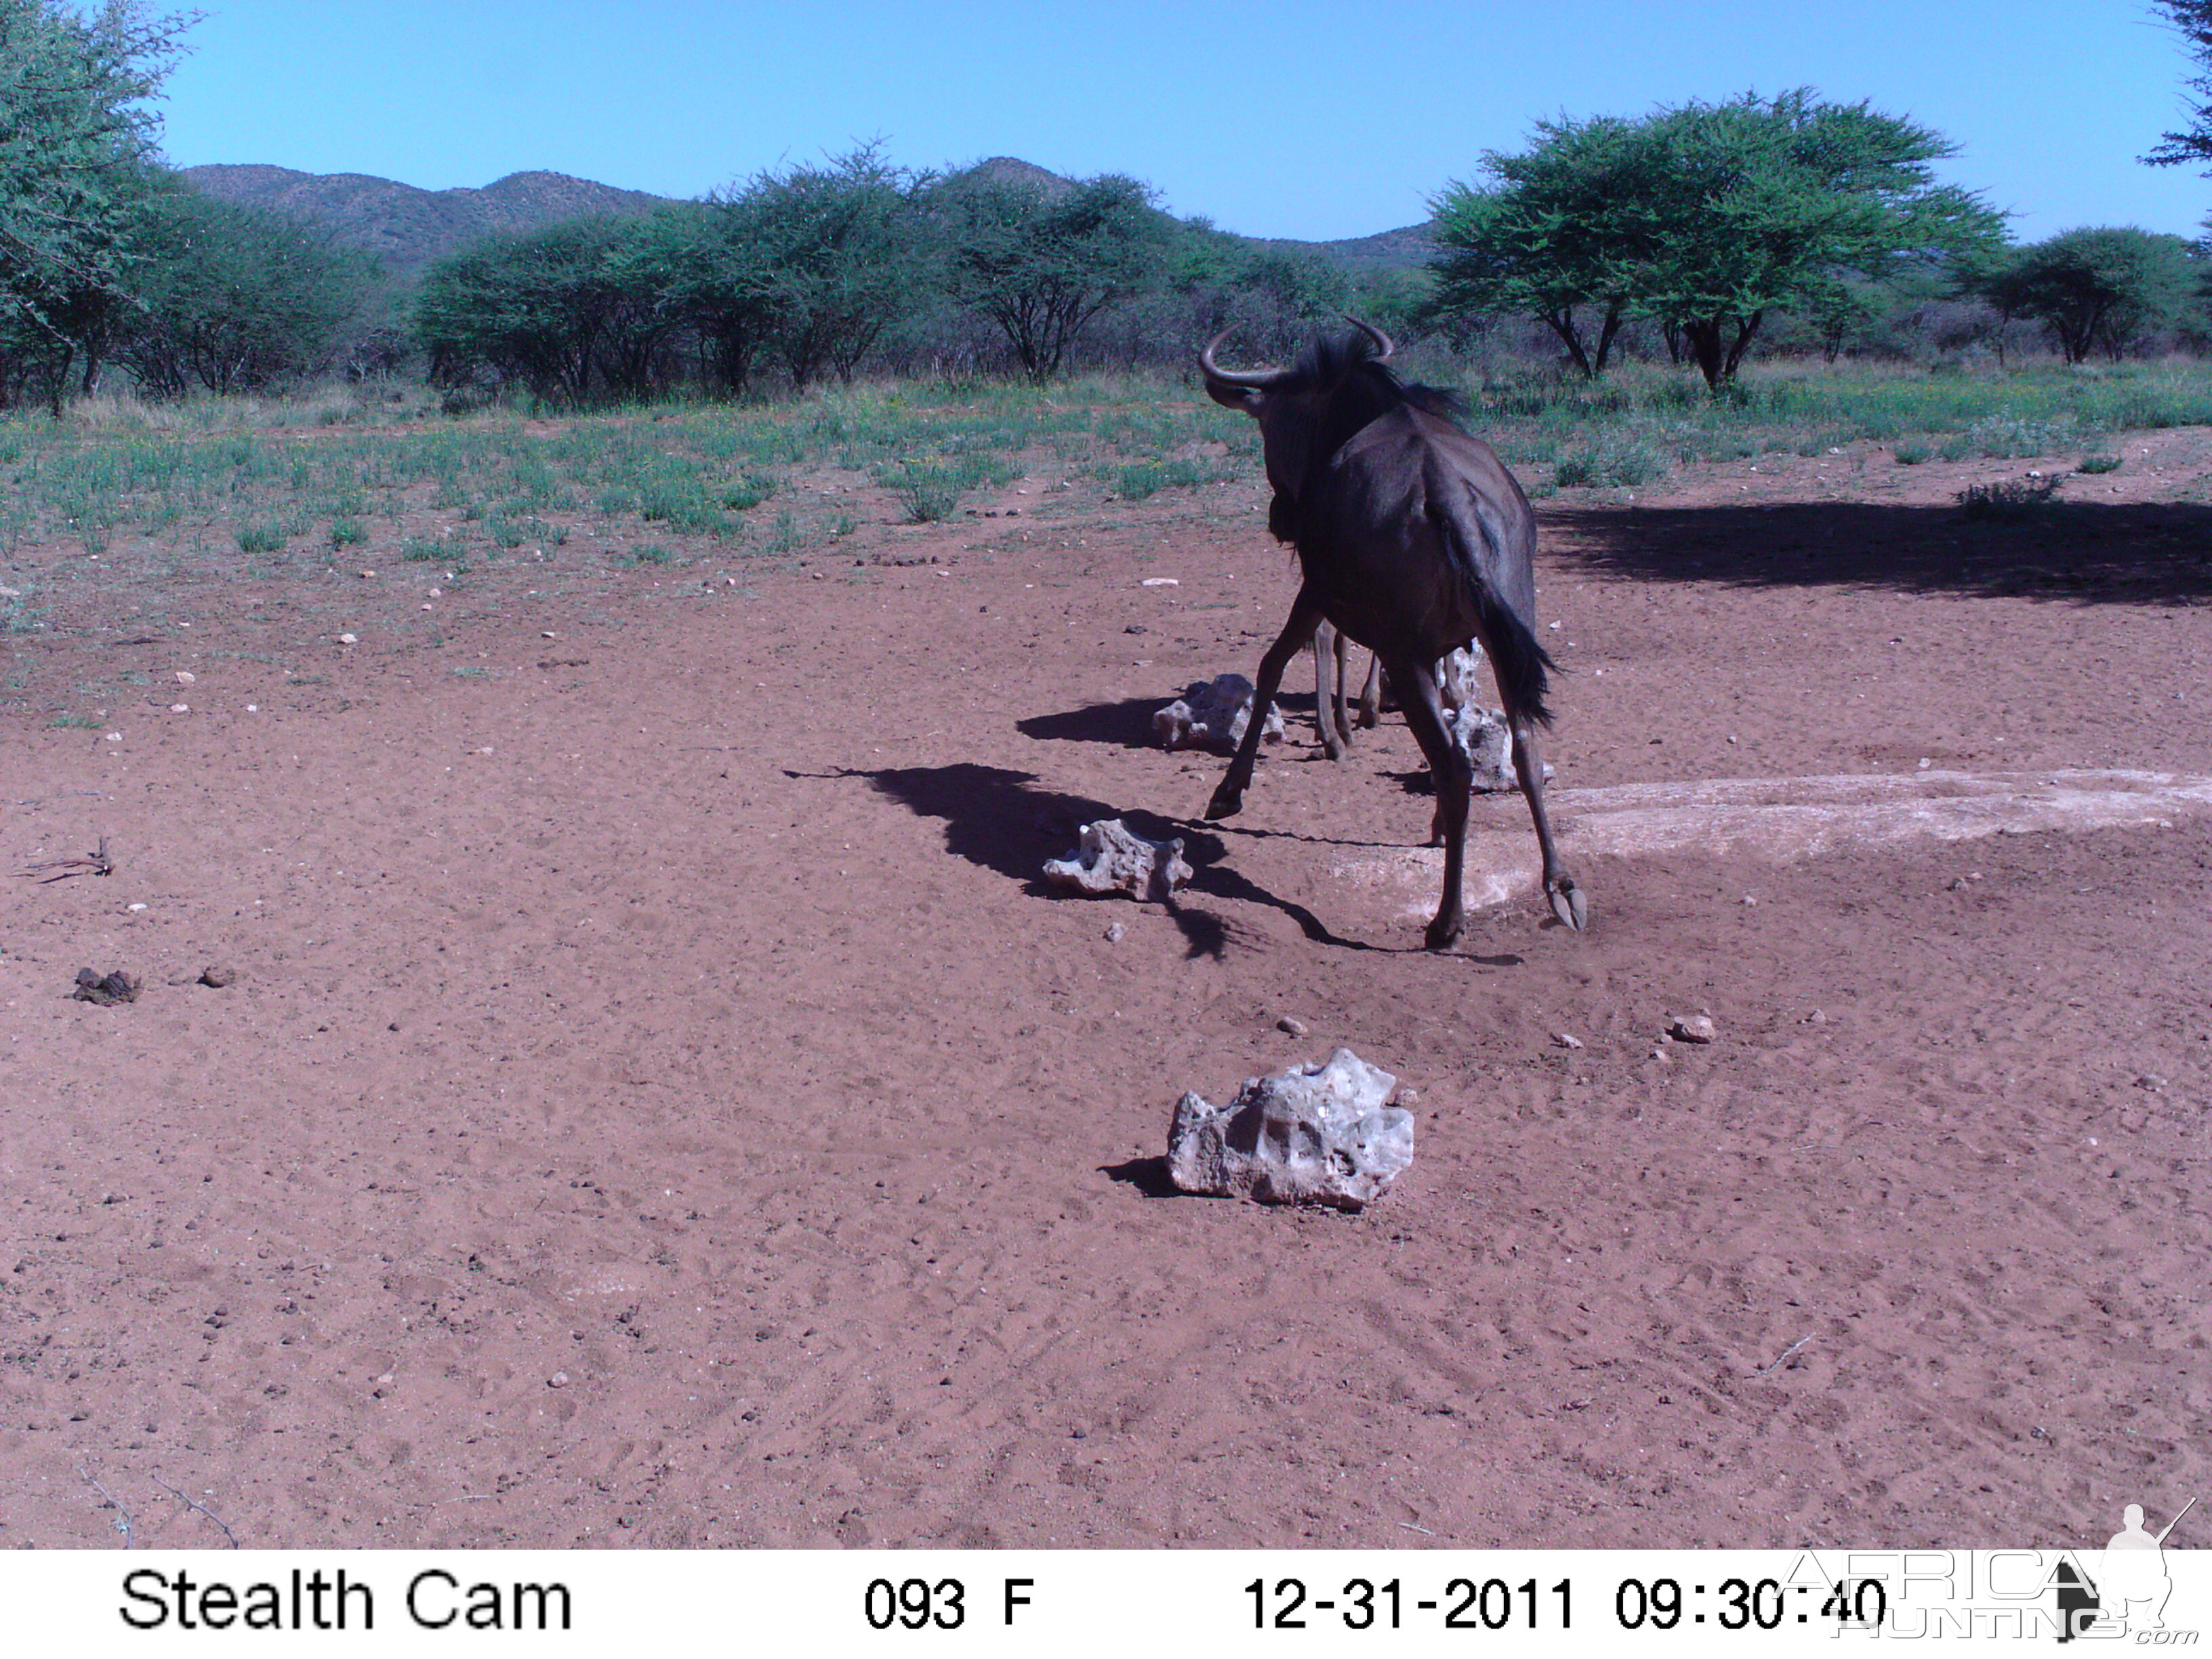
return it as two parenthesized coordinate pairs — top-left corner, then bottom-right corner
(184, 159), (1433, 276)
(182, 165), (673, 273)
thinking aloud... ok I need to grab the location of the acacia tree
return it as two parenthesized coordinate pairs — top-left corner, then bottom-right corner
(417, 219), (679, 403)
(0, 0), (192, 410)
(1430, 115), (1641, 376)
(624, 202), (774, 396)
(942, 172), (1165, 383)
(1982, 228), (2200, 363)
(1432, 91), (2005, 388)
(728, 147), (924, 390)
(117, 190), (371, 393)
(2146, 1), (2212, 171)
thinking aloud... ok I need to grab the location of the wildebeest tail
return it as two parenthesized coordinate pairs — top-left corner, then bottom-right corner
(1432, 496), (1555, 726)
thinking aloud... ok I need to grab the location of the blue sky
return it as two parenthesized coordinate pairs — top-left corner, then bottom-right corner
(155, 0), (2209, 244)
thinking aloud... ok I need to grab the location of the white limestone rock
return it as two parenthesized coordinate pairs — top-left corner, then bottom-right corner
(1166, 1048), (1414, 1210)
(1043, 818), (1192, 902)
(1153, 674), (1284, 753)
(1435, 644), (1489, 712)
(1441, 704), (1522, 792)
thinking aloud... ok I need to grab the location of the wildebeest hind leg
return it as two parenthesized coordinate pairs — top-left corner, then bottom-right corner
(1509, 716), (1586, 930)
(1207, 588), (1326, 820)
(1311, 620), (1349, 759)
(1354, 652), (1382, 729)
(1389, 653), (1472, 949)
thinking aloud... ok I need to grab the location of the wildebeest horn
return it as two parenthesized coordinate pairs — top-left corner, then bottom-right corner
(1198, 329), (1275, 389)
(1345, 314), (1394, 362)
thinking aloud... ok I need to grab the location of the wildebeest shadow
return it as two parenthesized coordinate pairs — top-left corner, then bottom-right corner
(1545, 499), (2212, 606)
(1017, 691), (1327, 750)
(830, 761), (1376, 958)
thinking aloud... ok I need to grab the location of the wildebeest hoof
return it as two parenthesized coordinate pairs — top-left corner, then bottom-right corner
(1423, 915), (1462, 951)
(1549, 878), (1588, 932)
(1203, 785), (1244, 821)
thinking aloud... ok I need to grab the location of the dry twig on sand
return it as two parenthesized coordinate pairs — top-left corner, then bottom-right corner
(17, 835), (112, 882)
(150, 1476), (241, 1549)
(1759, 1334), (1816, 1375)
(78, 1464), (135, 1548)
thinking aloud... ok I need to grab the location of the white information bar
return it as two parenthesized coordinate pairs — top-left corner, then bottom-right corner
(1, 1549), (2202, 1653)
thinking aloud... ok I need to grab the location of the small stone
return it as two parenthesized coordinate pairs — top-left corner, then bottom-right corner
(337, 632), (357, 645)
(1141, 577), (1179, 587)
(173, 671), (194, 685)
(2135, 1074), (2167, 1092)
(547, 1371), (569, 1389)
(1807, 1009), (1828, 1025)
(1103, 920), (1125, 943)
(199, 965), (237, 989)
(1668, 1014), (1717, 1044)
(542, 631), (558, 639)
(1553, 1032), (1584, 1049)
(125, 902), (147, 912)
(359, 570), (375, 579)
(1277, 1015), (1309, 1037)
(1393, 1086), (1420, 1110)
(169, 703), (188, 714)
(1742, 895), (1757, 905)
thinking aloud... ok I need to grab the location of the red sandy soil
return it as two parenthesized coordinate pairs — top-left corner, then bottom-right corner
(2, 421), (2207, 1550)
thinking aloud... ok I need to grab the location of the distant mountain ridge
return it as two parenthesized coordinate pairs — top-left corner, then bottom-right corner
(183, 159), (1433, 276)
(182, 165), (673, 273)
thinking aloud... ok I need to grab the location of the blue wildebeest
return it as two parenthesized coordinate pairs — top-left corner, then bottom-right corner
(1199, 320), (1586, 944)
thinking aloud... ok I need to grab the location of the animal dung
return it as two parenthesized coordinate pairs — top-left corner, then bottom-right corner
(1167, 1048), (1415, 1210)
(72, 968), (139, 1006)
(1042, 819), (1193, 902)
(1153, 673), (1284, 753)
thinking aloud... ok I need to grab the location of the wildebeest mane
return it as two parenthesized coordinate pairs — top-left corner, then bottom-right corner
(1283, 329), (1469, 464)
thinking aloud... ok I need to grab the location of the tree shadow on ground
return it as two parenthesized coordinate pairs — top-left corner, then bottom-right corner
(1542, 499), (2212, 605)
(833, 760), (1376, 959)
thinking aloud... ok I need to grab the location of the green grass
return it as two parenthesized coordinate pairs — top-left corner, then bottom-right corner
(2078, 453), (2123, 474)
(0, 360), (2200, 577)
(1555, 432), (1668, 489)
(1959, 475), (2064, 523)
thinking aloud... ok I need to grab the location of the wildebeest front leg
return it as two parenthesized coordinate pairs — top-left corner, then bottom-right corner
(1509, 716), (1587, 930)
(1389, 652), (1473, 950)
(1206, 588), (1326, 820)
